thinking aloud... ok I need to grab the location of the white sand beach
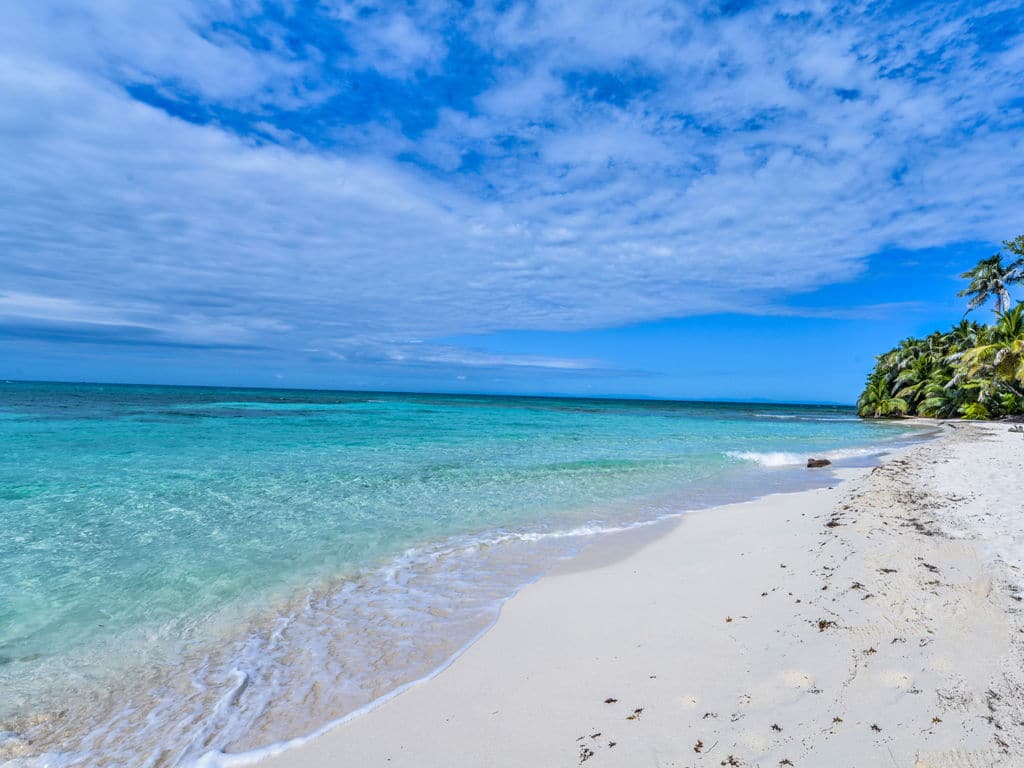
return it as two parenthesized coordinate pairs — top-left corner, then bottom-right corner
(250, 422), (1024, 768)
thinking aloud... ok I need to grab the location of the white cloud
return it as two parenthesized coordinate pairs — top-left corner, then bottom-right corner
(1, 0), (1022, 376)
(0, 292), (143, 327)
(2, 2), (319, 107)
(323, 1), (449, 77)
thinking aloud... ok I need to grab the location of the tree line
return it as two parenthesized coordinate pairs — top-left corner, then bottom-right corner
(857, 235), (1024, 419)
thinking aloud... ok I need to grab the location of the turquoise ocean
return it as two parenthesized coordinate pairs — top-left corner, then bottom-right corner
(0, 382), (928, 766)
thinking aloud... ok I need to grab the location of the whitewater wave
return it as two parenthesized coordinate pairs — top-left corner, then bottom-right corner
(753, 413), (861, 422)
(726, 446), (886, 467)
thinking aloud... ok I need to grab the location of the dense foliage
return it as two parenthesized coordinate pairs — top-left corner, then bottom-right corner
(858, 235), (1024, 420)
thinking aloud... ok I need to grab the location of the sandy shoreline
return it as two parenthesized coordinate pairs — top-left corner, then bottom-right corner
(239, 422), (1024, 768)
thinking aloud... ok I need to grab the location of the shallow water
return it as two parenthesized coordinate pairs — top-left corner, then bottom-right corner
(0, 382), (925, 766)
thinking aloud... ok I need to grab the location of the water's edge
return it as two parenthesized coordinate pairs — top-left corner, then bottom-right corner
(197, 427), (943, 768)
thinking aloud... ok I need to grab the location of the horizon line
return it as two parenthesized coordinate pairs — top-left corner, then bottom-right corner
(0, 377), (857, 409)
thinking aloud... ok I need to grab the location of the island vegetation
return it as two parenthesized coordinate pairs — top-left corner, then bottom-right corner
(857, 235), (1024, 419)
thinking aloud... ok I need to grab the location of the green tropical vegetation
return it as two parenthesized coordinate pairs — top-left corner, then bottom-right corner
(857, 235), (1024, 420)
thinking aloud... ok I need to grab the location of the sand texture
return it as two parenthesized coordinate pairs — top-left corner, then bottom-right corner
(251, 422), (1024, 768)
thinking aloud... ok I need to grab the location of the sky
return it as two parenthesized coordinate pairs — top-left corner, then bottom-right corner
(2, 0), (1023, 403)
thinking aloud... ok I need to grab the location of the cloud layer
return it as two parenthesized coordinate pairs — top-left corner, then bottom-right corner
(2, 0), (1022, 375)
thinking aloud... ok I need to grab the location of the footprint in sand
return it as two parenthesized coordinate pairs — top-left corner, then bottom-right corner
(782, 670), (816, 689)
(871, 668), (914, 690)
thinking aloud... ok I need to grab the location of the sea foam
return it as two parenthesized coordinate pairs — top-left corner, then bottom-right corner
(726, 445), (887, 467)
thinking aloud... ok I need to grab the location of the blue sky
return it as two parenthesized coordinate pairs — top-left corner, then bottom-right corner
(2, 0), (1023, 403)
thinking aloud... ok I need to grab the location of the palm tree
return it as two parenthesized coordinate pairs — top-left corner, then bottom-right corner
(959, 254), (1015, 314)
(943, 319), (984, 355)
(857, 372), (908, 418)
(959, 303), (1024, 400)
(878, 336), (926, 386)
(895, 353), (940, 412)
(917, 375), (969, 418)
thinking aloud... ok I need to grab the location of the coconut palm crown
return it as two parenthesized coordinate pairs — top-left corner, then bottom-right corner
(958, 254), (1016, 314)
